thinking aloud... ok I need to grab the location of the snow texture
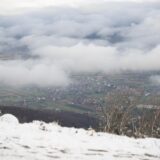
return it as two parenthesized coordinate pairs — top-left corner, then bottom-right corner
(0, 114), (160, 160)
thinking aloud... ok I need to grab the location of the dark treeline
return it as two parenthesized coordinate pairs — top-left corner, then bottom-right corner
(0, 106), (99, 129)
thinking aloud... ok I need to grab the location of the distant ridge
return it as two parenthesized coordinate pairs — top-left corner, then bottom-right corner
(0, 105), (99, 129)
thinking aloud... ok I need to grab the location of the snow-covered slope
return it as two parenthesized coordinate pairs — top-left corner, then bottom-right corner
(0, 114), (160, 160)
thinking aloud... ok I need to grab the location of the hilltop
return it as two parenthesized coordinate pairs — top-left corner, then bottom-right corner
(0, 114), (160, 160)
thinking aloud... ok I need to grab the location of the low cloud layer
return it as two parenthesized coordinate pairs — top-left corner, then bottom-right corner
(0, 0), (160, 87)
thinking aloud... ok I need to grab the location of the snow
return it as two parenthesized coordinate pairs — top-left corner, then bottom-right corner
(0, 114), (160, 160)
(0, 114), (19, 124)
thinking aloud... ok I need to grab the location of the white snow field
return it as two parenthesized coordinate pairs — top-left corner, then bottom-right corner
(0, 114), (160, 160)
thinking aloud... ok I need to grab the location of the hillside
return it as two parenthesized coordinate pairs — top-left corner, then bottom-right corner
(0, 114), (160, 160)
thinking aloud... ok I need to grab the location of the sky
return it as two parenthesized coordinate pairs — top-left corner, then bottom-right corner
(0, 0), (160, 87)
(0, 0), (159, 14)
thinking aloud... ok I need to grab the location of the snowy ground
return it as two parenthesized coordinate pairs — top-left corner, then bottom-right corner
(0, 114), (160, 160)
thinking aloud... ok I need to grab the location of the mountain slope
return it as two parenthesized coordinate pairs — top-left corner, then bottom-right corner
(0, 114), (160, 160)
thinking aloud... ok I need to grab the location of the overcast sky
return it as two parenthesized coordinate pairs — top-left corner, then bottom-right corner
(0, 0), (160, 87)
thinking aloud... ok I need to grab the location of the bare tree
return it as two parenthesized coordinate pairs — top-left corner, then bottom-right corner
(97, 88), (160, 138)
(98, 89), (140, 134)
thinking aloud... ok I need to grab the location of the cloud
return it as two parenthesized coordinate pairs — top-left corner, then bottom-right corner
(0, 0), (160, 87)
(0, 60), (70, 87)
